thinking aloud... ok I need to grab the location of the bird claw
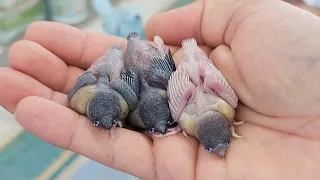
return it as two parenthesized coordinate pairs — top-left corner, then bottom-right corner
(150, 125), (182, 138)
(182, 131), (189, 138)
(166, 125), (182, 135)
(117, 121), (123, 128)
(233, 119), (244, 126)
(231, 124), (242, 138)
(152, 133), (166, 138)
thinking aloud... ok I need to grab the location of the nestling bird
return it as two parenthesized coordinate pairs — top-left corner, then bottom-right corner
(167, 38), (243, 158)
(123, 32), (181, 137)
(68, 45), (139, 131)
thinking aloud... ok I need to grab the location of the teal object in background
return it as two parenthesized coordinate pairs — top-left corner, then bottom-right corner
(44, 0), (89, 25)
(70, 160), (135, 180)
(167, 0), (194, 10)
(0, 0), (46, 45)
(92, 0), (146, 39)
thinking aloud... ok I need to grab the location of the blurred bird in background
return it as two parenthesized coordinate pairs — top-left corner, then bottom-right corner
(92, 0), (146, 39)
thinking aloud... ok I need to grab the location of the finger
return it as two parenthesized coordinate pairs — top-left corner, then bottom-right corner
(235, 104), (320, 141)
(145, 0), (241, 47)
(15, 96), (156, 180)
(209, 45), (254, 107)
(145, 0), (204, 46)
(8, 40), (84, 93)
(24, 21), (127, 69)
(152, 134), (199, 180)
(195, 146), (228, 179)
(0, 68), (67, 113)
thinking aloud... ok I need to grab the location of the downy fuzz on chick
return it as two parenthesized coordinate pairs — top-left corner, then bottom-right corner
(167, 38), (242, 158)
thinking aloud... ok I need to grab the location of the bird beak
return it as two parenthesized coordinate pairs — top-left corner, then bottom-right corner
(155, 121), (168, 135)
(213, 144), (228, 158)
(101, 116), (113, 130)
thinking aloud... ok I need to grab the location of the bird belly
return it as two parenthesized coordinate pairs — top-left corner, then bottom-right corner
(127, 106), (147, 129)
(178, 103), (198, 137)
(204, 93), (235, 123)
(69, 85), (96, 115)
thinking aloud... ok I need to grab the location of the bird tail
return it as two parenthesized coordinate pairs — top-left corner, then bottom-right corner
(181, 38), (198, 53)
(127, 32), (140, 40)
(154, 36), (166, 57)
(181, 56), (202, 86)
(111, 44), (123, 50)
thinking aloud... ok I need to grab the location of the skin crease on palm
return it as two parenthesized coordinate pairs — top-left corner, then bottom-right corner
(0, 0), (320, 179)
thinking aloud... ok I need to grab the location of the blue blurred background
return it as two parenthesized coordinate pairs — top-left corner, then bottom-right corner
(0, 0), (194, 179)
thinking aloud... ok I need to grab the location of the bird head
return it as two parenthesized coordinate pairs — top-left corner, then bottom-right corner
(87, 89), (121, 130)
(195, 110), (231, 158)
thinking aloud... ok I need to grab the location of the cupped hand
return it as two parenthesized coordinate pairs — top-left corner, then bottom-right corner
(1, 0), (320, 179)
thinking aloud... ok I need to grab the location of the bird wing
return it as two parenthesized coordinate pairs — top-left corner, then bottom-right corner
(147, 48), (176, 89)
(104, 45), (124, 81)
(88, 45), (124, 83)
(181, 37), (238, 108)
(167, 67), (195, 122)
(201, 59), (238, 108)
(110, 69), (139, 111)
(68, 71), (98, 101)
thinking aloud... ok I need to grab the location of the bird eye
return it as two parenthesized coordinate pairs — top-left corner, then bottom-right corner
(113, 118), (119, 124)
(205, 147), (213, 152)
(93, 121), (100, 127)
(149, 128), (155, 133)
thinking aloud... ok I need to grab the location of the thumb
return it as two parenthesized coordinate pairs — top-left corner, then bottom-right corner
(145, 0), (243, 47)
(209, 45), (255, 107)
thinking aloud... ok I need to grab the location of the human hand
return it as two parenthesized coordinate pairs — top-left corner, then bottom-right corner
(1, 0), (320, 179)
(145, 0), (320, 179)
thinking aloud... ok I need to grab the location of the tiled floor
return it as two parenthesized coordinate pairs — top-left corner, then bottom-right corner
(0, 107), (23, 151)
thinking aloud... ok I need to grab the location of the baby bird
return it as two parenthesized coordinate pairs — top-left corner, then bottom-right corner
(167, 38), (243, 158)
(123, 32), (180, 137)
(68, 45), (138, 131)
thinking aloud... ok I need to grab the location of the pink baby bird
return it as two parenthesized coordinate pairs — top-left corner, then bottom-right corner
(167, 38), (243, 158)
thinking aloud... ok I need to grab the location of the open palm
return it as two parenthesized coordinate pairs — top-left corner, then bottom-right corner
(1, 0), (320, 179)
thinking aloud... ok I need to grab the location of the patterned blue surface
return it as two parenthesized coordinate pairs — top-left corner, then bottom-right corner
(0, 131), (65, 179)
(70, 161), (135, 180)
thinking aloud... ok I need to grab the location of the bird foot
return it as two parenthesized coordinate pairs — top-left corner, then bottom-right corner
(117, 121), (123, 128)
(231, 124), (242, 138)
(167, 125), (182, 135)
(233, 119), (244, 126)
(182, 131), (189, 138)
(152, 125), (182, 138)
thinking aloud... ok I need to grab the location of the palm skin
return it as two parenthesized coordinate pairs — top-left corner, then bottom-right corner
(1, 0), (320, 179)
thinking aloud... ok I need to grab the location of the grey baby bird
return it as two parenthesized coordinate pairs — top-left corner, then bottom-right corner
(68, 45), (138, 131)
(123, 32), (181, 137)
